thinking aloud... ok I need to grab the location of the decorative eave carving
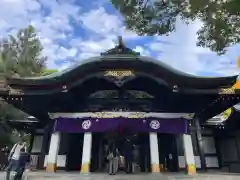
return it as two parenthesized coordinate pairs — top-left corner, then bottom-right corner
(0, 79), (6, 89)
(0, 75), (24, 95)
(88, 90), (154, 99)
(9, 88), (24, 95)
(218, 87), (235, 94)
(89, 90), (119, 98)
(0, 76), (9, 90)
(127, 90), (154, 99)
(104, 70), (135, 78)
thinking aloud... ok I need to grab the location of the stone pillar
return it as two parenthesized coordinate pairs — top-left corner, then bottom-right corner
(46, 132), (61, 172)
(81, 132), (92, 173)
(149, 132), (160, 173)
(183, 134), (196, 175)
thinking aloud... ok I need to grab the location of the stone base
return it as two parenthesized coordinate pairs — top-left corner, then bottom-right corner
(81, 162), (90, 173)
(159, 164), (164, 171)
(151, 163), (160, 173)
(46, 163), (56, 172)
(186, 164), (196, 175)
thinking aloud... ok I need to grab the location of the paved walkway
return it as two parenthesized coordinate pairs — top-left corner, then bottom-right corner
(1, 171), (240, 180)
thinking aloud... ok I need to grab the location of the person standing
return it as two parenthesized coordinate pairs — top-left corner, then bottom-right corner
(107, 143), (118, 175)
(114, 148), (120, 173)
(0, 145), (10, 170)
(6, 140), (26, 180)
(132, 145), (139, 173)
(124, 139), (133, 173)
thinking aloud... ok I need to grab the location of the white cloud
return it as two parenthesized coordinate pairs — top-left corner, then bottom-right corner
(79, 7), (138, 41)
(0, 0), (239, 76)
(203, 44), (240, 76)
(70, 37), (116, 61)
(144, 18), (239, 76)
(79, 7), (121, 35)
(146, 19), (208, 74)
(133, 46), (150, 56)
(0, 0), (81, 68)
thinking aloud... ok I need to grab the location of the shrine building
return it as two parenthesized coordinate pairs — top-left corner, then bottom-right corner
(1, 37), (240, 175)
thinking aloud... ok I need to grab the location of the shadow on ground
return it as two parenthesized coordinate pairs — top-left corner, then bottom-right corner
(1, 171), (240, 180)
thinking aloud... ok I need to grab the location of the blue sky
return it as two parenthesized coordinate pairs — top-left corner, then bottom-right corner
(0, 0), (239, 76)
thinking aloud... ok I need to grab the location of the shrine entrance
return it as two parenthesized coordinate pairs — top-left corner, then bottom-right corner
(90, 127), (151, 173)
(65, 133), (84, 171)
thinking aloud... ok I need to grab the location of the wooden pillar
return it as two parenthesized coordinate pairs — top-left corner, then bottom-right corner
(28, 132), (34, 153)
(98, 136), (103, 170)
(194, 117), (207, 171)
(171, 135), (179, 172)
(214, 134), (222, 168)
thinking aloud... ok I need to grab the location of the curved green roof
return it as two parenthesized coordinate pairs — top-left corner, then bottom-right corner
(6, 42), (237, 89)
(11, 54), (237, 80)
(19, 56), (102, 80)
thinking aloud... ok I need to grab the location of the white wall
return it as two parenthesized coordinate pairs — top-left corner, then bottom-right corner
(44, 155), (66, 167)
(31, 135), (43, 153)
(178, 156), (218, 168)
(178, 156), (201, 168)
(205, 157), (219, 168)
(202, 136), (219, 168)
(202, 137), (216, 154)
(176, 131), (219, 168)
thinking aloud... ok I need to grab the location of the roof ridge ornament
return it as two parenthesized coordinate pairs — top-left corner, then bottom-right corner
(100, 36), (140, 56)
(118, 36), (124, 49)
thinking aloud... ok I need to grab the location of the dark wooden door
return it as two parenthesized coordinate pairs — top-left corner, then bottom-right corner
(66, 133), (84, 171)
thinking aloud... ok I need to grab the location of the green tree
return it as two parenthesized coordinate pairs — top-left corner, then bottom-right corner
(0, 25), (47, 78)
(0, 25), (47, 146)
(111, 0), (240, 54)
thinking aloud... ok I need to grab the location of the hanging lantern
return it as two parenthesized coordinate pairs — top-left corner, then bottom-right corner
(220, 108), (232, 121)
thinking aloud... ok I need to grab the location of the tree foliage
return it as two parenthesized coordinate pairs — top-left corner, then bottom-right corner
(0, 25), (47, 78)
(111, 0), (240, 54)
(40, 68), (58, 76)
(0, 25), (47, 145)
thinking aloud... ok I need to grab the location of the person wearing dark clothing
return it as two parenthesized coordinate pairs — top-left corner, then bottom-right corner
(124, 139), (133, 173)
(0, 146), (8, 170)
(1, 145), (10, 170)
